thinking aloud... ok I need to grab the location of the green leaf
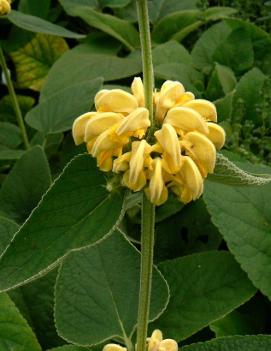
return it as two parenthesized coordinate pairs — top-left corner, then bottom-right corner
(152, 40), (192, 66)
(214, 92), (234, 121)
(233, 67), (267, 124)
(192, 22), (232, 74)
(0, 293), (41, 351)
(0, 154), (124, 292)
(0, 146), (51, 223)
(153, 251), (256, 341)
(0, 148), (25, 160)
(204, 162), (271, 299)
(155, 63), (204, 95)
(206, 63), (237, 101)
(59, 0), (139, 50)
(152, 7), (236, 43)
(55, 230), (169, 346)
(40, 43), (141, 99)
(209, 153), (271, 186)
(0, 95), (35, 124)
(26, 77), (103, 133)
(152, 10), (200, 43)
(213, 28), (254, 73)
(48, 346), (90, 351)
(155, 199), (222, 263)
(0, 217), (18, 256)
(0, 122), (21, 148)
(10, 271), (63, 349)
(6, 10), (85, 39)
(210, 297), (268, 337)
(18, 0), (51, 18)
(155, 192), (184, 223)
(10, 33), (69, 91)
(100, 0), (131, 8)
(182, 335), (271, 351)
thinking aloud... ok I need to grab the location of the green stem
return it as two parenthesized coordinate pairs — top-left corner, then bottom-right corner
(136, 194), (155, 351)
(136, 0), (154, 124)
(0, 46), (30, 149)
(136, 2), (156, 350)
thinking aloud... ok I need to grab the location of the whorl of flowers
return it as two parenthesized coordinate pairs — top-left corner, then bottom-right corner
(0, 0), (11, 15)
(102, 329), (178, 351)
(72, 78), (225, 206)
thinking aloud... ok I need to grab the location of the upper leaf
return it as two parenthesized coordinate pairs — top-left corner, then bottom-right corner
(6, 10), (85, 39)
(0, 154), (124, 292)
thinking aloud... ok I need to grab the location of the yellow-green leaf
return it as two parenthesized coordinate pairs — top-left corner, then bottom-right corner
(11, 33), (69, 91)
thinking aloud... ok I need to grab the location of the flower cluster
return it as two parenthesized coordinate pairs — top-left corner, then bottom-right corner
(0, 0), (11, 15)
(103, 329), (178, 351)
(72, 78), (225, 205)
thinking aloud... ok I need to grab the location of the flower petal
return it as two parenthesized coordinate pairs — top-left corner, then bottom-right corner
(129, 140), (148, 186)
(95, 89), (138, 114)
(147, 158), (168, 206)
(72, 112), (97, 145)
(183, 99), (217, 122)
(207, 122), (226, 150)
(113, 152), (131, 173)
(156, 81), (185, 122)
(182, 131), (216, 176)
(165, 106), (208, 135)
(158, 339), (178, 351)
(84, 112), (123, 141)
(103, 344), (127, 351)
(116, 107), (150, 136)
(131, 77), (145, 107)
(155, 123), (182, 174)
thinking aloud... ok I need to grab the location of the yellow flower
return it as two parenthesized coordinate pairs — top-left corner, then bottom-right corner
(72, 79), (225, 205)
(145, 158), (168, 206)
(122, 140), (152, 191)
(0, 0), (11, 15)
(147, 330), (178, 351)
(103, 344), (127, 351)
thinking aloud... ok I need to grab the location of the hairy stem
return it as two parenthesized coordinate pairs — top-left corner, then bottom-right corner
(136, 1), (156, 350)
(0, 46), (30, 149)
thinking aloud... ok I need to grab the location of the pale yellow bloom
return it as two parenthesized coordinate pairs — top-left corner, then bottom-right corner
(131, 77), (145, 107)
(0, 0), (11, 15)
(171, 156), (204, 204)
(72, 79), (225, 205)
(122, 140), (152, 192)
(103, 344), (127, 351)
(147, 330), (178, 351)
(154, 124), (182, 174)
(145, 158), (168, 206)
(95, 89), (138, 114)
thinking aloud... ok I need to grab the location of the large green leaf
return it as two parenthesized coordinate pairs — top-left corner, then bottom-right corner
(40, 44), (141, 99)
(192, 22), (232, 74)
(26, 77), (103, 133)
(0, 146), (51, 223)
(0, 122), (21, 149)
(152, 40), (192, 66)
(0, 95), (35, 124)
(18, 0), (51, 18)
(206, 63), (236, 101)
(55, 231), (169, 346)
(0, 293), (41, 351)
(0, 154), (124, 292)
(212, 27), (254, 73)
(204, 163), (271, 300)
(10, 34), (68, 91)
(152, 7), (236, 43)
(0, 217), (18, 256)
(60, 0), (139, 50)
(182, 335), (271, 351)
(48, 346), (90, 351)
(233, 67), (267, 124)
(0, 148), (24, 160)
(6, 10), (85, 39)
(153, 251), (256, 341)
